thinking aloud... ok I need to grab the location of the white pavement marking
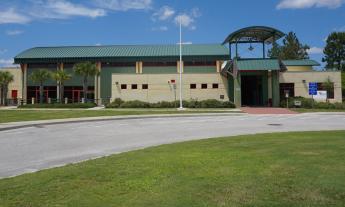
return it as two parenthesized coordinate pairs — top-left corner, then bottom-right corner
(0, 114), (345, 178)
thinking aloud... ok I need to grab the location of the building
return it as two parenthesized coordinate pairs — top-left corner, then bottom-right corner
(0, 67), (22, 104)
(10, 26), (342, 107)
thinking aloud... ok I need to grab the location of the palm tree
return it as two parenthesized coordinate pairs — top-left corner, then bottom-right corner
(0, 71), (14, 106)
(30, 69), (52, 104)
(53, 70), (71, 103)
(73, 62), (99, 101)
(323, 77), (334, 102)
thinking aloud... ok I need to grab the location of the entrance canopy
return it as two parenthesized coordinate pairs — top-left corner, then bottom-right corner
(222, 26), (285, 45)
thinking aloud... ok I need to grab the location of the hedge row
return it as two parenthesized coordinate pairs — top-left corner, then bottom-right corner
(106, 98), (236, 108)
(19, 103), (97, 109)
(280, 97), (345, 109)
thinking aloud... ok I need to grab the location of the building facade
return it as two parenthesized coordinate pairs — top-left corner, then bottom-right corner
(8, 26), (342, 107)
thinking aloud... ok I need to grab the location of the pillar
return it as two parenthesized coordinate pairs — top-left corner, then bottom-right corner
(95, 62), (101, 105)
(57, 63), (64, 102)
(20, 63), (27, 104)
(216, 61), (222, 73)
(271, 70), (280, 107)
(177, 61), (184, 73)
(234, 73), (241, 107)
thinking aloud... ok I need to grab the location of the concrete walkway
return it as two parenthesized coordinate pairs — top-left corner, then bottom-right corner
(241, 107), (298, 114)
(0, 113), (345, 178)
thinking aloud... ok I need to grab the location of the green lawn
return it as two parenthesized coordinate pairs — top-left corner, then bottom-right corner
(0, 131), (344, 207)
(0, 109), (237, 123)
(292, 108), (345, 113)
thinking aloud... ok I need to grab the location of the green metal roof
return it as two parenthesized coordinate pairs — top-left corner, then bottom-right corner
(235, 59), (282, 71)
(14, 44), (229, 64)
(282, 59), (320, 66)
(223, 26), (285, 45)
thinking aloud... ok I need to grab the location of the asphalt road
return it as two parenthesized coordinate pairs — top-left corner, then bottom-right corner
(1, 113), (345, 178)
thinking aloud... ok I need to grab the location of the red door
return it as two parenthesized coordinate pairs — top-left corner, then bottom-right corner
(72, 90), (81, 103)
(11, 90), (18, 99)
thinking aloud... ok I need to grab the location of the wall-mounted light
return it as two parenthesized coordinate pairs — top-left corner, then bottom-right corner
(302, 80), (306, 83)
(115, 82), (119, 85)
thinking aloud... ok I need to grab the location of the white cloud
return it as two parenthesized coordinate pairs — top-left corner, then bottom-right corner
(177, 42), (193, 45)
(308, 47), (324, 54)
(0, 8), (31, 24)
(6, 30), (24, 36)
(30, 0), (106, 19)
(152, 6), (175, 21)
(277, 0), (344, 9)
(174, 7), (201, 30)
(0, 59), (14, 67)
(175, 14), (194, 27)
(94, 0), (152, 11)
(152, 26), (168, 31)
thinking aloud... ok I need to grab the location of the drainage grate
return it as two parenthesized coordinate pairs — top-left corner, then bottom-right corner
(268, 124), (282, 126)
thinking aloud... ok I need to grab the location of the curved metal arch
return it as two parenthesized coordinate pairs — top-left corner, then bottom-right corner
(222, 26), (285, 45)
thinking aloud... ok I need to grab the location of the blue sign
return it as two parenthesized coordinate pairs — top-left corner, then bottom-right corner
(309, 82), (318, 95)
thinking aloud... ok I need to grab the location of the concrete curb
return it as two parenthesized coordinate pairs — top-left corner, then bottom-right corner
(0, 113), (244, 132)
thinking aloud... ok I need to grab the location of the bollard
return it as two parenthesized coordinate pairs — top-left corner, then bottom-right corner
(81, 98), (85, 103)
(48, 98), (51, 104)
(64, 97), (68, 104)
(31, 97), (35, 105)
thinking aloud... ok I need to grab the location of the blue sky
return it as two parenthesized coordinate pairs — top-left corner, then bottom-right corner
(0, 0), (344, 68)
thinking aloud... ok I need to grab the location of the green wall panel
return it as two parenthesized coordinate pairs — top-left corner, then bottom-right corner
(27, 67), (57, 86)
(64, 67), (95, 87)
(184, 66), (217, 74)
(142, 66), (177, 74)
(228, 76), (234, 102)
(100, 67), (136, 99)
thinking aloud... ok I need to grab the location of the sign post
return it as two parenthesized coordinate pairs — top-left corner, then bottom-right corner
(309, 82), (317, 108)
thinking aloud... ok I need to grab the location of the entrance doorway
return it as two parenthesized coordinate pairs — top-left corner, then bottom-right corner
(241, 75), (263, 106)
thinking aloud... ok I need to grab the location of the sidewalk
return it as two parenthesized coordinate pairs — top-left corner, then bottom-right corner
(0, 112), (244, 132)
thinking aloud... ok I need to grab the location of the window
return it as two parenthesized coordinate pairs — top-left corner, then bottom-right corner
(184, 61), (216, 66)
(102, 62), (136, 67)
(201, 84), (208, 89)
(212, 83), (219, 89)
(121, 84), (127, 89)
(280, 83), (295, 98)
(131, 84), (138, 89)
(143, 62), (176, 67)
(142, 84), (148, 90)
(317, 82), (334, 99)
(190, 84), (197, 89)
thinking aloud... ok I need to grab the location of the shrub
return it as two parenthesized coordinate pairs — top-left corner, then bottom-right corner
(106, 98), (124, 108)
(106, 98), (236, 108)
(200, 99), (224, 108)
(19, 102), (96, 108)
(280, 96), (345, 109)
(119, 100), (151, 108)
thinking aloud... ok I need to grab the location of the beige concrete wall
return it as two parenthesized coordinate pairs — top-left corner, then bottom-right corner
(280, 71), (342, 103)
(286, 66), (313, 72)
(111, 73), (229, 103)
(0, 67), (22, 99)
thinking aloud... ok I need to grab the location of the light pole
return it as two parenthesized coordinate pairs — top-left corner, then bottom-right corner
(179, 20), (183, 109)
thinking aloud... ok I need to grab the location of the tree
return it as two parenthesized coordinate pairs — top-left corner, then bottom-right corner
(30, 69), (52, 104)
(73, 62), (99, 101)
(0, 71), (14, 106)
(323, 32), (345, 71)
(322, 77), (334, 102)
(268, 32), (310, 60)
(53, 70), (71, 103)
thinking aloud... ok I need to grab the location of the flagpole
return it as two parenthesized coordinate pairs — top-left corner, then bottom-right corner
(179, 20), (183, 109)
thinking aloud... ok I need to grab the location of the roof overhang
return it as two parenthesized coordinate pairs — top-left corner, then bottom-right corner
(222, 26), (285, 45)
